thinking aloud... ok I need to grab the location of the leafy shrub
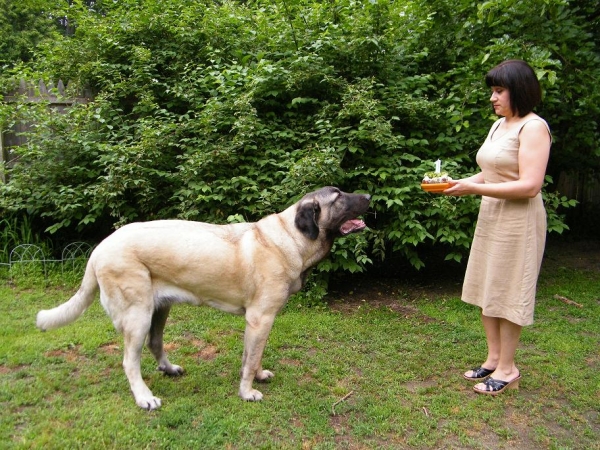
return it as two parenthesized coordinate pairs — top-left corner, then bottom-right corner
(1, 0), (593, 282)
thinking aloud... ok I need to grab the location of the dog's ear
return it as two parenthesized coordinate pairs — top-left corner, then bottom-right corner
(295, 199), (321, 240)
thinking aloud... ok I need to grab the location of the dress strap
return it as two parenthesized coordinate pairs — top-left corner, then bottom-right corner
(517, 117), (552, 142)
(489, 118), (504, 141)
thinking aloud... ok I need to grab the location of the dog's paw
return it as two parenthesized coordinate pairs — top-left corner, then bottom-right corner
(158, 363), (184, 377)
(136, 395), (162, 411)
(255, 369), (274, 382)
(239, 389), (264, 401)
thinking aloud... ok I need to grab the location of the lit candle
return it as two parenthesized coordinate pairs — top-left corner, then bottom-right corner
(435, 159), (441, 173)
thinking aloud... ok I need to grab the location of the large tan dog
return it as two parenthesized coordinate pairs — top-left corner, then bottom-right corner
(37, 187), (370, 410)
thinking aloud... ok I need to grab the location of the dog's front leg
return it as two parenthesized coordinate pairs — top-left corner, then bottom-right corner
(239, 310), (276, 401)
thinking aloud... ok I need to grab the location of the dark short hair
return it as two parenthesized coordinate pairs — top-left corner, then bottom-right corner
(485, 60), (542, 117)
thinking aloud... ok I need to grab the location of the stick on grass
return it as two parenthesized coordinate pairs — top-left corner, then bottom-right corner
(332, 391), (354, 416)
(554, 294), (583, 308)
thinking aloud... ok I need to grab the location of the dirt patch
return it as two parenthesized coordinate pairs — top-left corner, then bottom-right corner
(195, 344), (219, 361)
(326, 239), (599, 311)
(326, 264), (463, 314)
(0, 364), (30, 375)
(541, 239), (600, 272)
(44, 344), (83, 362)
(180, 334), (219, 361)
(99, 342), (120, 355)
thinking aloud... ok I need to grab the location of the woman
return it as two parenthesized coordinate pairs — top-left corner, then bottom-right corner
(444, 59), (551, 395)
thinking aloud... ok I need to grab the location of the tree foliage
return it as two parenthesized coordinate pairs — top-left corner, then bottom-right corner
(0, 0), (597, 273)
(0, 0), (65, 65)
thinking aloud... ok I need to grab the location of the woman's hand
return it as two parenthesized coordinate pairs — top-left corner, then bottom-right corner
(443, 180), (466, 196)
(443, 173), (485, 196)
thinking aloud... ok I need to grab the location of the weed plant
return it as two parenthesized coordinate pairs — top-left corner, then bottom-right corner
(0, 216), (52, 264)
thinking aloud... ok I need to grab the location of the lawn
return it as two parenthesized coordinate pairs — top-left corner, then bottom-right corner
(1, 240), (598, 449)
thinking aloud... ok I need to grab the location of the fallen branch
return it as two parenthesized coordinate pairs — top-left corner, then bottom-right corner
(554, 294), (583, 308)
(332, 391), (354, 416)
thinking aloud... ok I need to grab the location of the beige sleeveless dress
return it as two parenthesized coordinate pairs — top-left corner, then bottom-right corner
(461, 116), (550, 326)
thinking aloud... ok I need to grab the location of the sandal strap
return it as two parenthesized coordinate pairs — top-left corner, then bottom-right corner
(470, 366), (494, 378)
(482, 377), (509, 392)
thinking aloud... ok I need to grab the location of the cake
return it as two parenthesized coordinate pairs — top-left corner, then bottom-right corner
(421, 171), (452, 193)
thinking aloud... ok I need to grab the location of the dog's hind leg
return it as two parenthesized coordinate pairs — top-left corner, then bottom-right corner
(120, 306), (163, 410)
(148, 305), (184, 376)
(99, 272), (164, 410)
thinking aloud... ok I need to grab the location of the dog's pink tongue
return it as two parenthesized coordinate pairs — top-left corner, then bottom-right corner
(340, 219), (366, 235)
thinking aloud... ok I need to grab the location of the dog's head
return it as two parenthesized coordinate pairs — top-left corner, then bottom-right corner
(294, 187), (370, 240)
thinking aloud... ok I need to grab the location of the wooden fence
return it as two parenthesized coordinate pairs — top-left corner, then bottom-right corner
(1, 79), (93, 182)
(556, 170), (600, 208)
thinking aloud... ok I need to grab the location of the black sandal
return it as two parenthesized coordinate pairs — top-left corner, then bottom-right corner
(473, 375), (521, 396)
(463, 366), (495, 381)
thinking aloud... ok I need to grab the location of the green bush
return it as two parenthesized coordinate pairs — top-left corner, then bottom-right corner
(1, 0), (596, 276)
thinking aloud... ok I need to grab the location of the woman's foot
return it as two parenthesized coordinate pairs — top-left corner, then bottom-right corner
(473, 373), (521, 396)
(463, 366), (495, 381)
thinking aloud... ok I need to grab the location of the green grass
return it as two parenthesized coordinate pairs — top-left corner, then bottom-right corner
(1, 254), (599, 449)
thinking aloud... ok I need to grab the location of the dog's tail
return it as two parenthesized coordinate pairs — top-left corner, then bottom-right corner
(36, 260), (99, 331)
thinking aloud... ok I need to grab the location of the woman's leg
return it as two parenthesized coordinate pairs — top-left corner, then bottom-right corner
(464, 314), (522, 382)
(473, 317), (522, 393)
(481, 314), (503, 369)
(490, 318), (522, 381)
(463, 313), (501, 378)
